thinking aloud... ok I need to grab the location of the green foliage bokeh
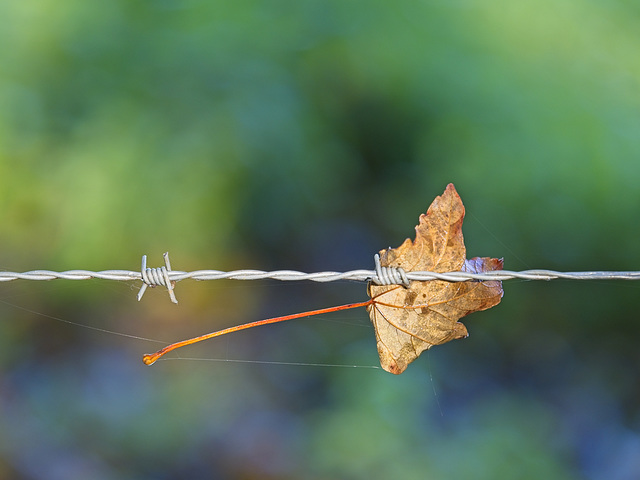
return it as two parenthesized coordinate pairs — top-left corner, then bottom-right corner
(1, 1), (639, 478)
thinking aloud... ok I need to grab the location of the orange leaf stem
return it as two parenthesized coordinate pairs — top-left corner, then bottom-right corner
(143, 299), (374, 365)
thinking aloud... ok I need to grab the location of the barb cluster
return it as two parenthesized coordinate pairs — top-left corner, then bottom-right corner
(1, 252), (639, 303)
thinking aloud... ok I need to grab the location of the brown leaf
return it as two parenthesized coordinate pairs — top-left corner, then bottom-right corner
(367, 184), (504, 374)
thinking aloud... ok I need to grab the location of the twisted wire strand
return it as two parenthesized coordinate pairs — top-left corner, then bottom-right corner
(1, 252), (639, 302)
(2, 269), (639, 282)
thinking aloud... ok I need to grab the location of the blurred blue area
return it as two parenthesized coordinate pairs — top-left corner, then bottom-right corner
(1, 0), (640, 478)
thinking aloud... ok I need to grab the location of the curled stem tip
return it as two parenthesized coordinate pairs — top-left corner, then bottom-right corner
(142, 353), (159, 366)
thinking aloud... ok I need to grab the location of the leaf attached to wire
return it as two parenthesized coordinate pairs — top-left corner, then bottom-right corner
(367, 183), (504, 374)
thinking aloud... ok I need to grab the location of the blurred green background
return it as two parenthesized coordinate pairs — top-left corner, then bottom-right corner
(1, 0), (639, 478)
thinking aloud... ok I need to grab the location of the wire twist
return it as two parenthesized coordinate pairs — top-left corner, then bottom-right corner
(1, 252), (639, 303)
(137, 252), (177, 303)
(372, 253), (410, 286)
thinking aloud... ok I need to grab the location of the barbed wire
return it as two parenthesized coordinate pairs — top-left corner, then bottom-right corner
(1, 252), (639, 304)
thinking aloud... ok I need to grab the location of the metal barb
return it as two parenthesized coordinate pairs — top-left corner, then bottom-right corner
(372, 253), (411, 287)
(137, 252), (178, 304)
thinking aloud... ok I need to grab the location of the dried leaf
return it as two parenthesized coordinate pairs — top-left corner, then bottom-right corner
(367, 184), (503, 374)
